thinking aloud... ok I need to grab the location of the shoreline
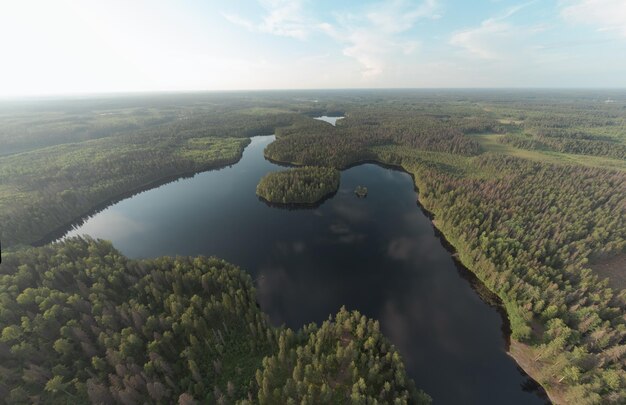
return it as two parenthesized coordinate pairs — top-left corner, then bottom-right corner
(32, 143), (251, 247)
(256, 188), (338, 210)
(264, 150), (556, 403)
(23, 133), (555, 402)
(406, 167), (554, 403)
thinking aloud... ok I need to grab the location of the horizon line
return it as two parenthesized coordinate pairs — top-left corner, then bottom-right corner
(2, 87), (626, 102)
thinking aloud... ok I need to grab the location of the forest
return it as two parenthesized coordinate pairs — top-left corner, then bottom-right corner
(265, 107), (490, 168)
(256, 166), (340, 205)
(0, 95), (309, 248)
(0, 238), (430, 404)
(259, 92), (626, 404)
(0, 135), (250, 247)
(500, 134), (626, 160)
(0, 90), (625, 403)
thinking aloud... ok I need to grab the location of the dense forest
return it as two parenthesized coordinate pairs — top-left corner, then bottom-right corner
(0, 238), (430, 404)
(265, 108), (490, 168)
(1, 90), (625, 403)
(0, 97), (312, 247)
(256, 166), (339, 205)
(378, 150), (626, 403)
(0, 95), (299, 156)
(0, 135), (250, 247)
(258, 94), (626, 404)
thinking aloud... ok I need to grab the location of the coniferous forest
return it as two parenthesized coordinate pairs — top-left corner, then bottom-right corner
(256, 166), (340, 205)
(0, 238), (429, 404)
(0, 90), (625, 404)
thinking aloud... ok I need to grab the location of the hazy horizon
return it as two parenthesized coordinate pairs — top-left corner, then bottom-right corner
(2, 87), (626, 101)
(1, 0), (625, 97)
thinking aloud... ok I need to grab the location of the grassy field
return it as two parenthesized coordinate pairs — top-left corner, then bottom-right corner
(473, 133), (626, 171)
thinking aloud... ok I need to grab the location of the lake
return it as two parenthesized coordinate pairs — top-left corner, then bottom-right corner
(63, 135), (548, 404)
(314, 115), (344, 126)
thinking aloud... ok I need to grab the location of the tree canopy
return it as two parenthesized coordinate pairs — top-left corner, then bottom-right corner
(0, 238), (429, 404)
(256, 166), (340, 205)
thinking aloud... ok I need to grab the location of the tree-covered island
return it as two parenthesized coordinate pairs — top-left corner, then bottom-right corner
(256, 166), (340, 205)
(1, 91), (625, 403)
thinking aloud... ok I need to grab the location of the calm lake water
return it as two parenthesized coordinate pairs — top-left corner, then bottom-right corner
(64, 135), (547, 404)
(314, 115), (344, 126)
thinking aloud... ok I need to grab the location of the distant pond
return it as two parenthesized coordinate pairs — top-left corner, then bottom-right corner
(314, 115), (344, 126)
(62, 135), (547, 405)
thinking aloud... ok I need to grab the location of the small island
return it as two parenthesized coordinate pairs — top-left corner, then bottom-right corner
(355, 185), (368, 198)
(256, 166), (340, 205)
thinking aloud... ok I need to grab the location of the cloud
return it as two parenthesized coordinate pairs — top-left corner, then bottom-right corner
(365, 0), (439, 34)
(449, 2), (539, 59)
(321, 0), (438, 77)
(224, 0), (438, 78)
(560, 0), (626, 38)
(222, 13), (255, 32)
(449, 20), (513, 59)
(321, 24), (397, 77)
(223, 0), (311, 40)
(258, 0), (310, 39)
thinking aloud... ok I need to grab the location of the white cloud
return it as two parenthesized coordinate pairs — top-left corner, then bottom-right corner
(449, 20), (513, 59)
(321, 0), (438, 77)
(449, 2), (538, 59)
(258, 0), (310, 39)
(560, 0), (626, 38)
(343, 30), (392, 77)
(222, 13), (256, 32)
(365, 0), (439, 33)
(224, 0), (437, 78)
(223, 0), (311, 40)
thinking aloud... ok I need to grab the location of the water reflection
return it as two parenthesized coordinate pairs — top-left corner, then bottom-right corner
(62, 135), (548, 405)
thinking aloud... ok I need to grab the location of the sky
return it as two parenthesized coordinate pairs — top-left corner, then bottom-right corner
(0, 0), (625, 96)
